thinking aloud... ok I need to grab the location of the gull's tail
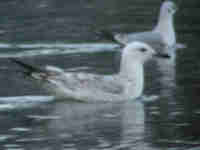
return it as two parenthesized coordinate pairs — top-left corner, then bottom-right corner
(94, 29), (124, 47)
(96, 29), (116, 42)
(10, 58), (64, 81)
(10, 58), (46, 78)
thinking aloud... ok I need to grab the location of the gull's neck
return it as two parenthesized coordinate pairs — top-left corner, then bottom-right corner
(119, 58), (144, 98)
(154, 13), (176, 46)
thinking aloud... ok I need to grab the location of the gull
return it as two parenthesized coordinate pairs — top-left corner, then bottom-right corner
(10, 42), (169, 102)
(96, 1), (185, 50)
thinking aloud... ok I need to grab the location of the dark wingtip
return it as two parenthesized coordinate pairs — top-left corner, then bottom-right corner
(94, 29), (116, 41)
(93, 28), (125, 47)
(9, 58), (44, 73)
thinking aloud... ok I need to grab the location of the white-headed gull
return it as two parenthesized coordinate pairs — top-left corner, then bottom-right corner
(11, 42), (169, 102)
(97, 1), (185, 50)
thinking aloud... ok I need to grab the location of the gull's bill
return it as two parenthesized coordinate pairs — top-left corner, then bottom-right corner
(154, 52), (170, 59)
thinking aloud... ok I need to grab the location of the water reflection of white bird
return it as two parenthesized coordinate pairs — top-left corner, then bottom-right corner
(46, 101), (145, 149)
(97, 1), (185, 50)
(11, 42), (169, 102)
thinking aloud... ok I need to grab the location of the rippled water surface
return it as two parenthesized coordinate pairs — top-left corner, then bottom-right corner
(0, 0), (200, 150)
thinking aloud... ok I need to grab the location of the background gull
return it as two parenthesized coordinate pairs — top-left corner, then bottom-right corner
(96, 1), (185, 51)
(10, 42), (169, 102)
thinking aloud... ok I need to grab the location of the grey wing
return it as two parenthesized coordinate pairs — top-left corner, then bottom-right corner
(94, 75), (123, 94)
(115, 31), (165, 51)
(63, 73), (123, 94)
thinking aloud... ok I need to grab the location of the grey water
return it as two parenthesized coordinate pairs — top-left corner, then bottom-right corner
(0, 0), (200, 150)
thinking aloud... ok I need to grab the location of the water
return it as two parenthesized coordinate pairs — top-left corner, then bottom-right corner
(0, 0), (200, 149)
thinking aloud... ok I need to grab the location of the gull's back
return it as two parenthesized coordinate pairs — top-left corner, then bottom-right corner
(64, 72), (123, 94)
(46, 72), (124, 101)
(115, 31), (165, 51)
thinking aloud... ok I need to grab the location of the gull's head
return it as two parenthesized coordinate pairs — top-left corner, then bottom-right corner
(160, 1), (177, 17)
(122, 42), (170, 64)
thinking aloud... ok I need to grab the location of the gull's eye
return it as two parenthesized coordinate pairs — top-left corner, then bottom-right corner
(140, 48), (147, 52)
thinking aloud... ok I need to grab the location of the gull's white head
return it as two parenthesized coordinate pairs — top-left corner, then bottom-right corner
(154, 1), (177, 46)
(120, 42), (169, 99)
(123, 42), (155, 63)
(122, 41), (169, 64)
(160, 1), (177, 18)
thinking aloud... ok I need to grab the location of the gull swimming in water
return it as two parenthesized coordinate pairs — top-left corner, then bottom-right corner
(11, 42), (169, 102)
(96, 1), (185, 50)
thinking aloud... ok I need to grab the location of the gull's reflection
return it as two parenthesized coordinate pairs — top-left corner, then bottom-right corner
(156, 47), (177, 98)
(143, 47), (178, 148)
(143, 47), (200, 149)
(46, 100), (145, 149)
(47, 101), (123, 149)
